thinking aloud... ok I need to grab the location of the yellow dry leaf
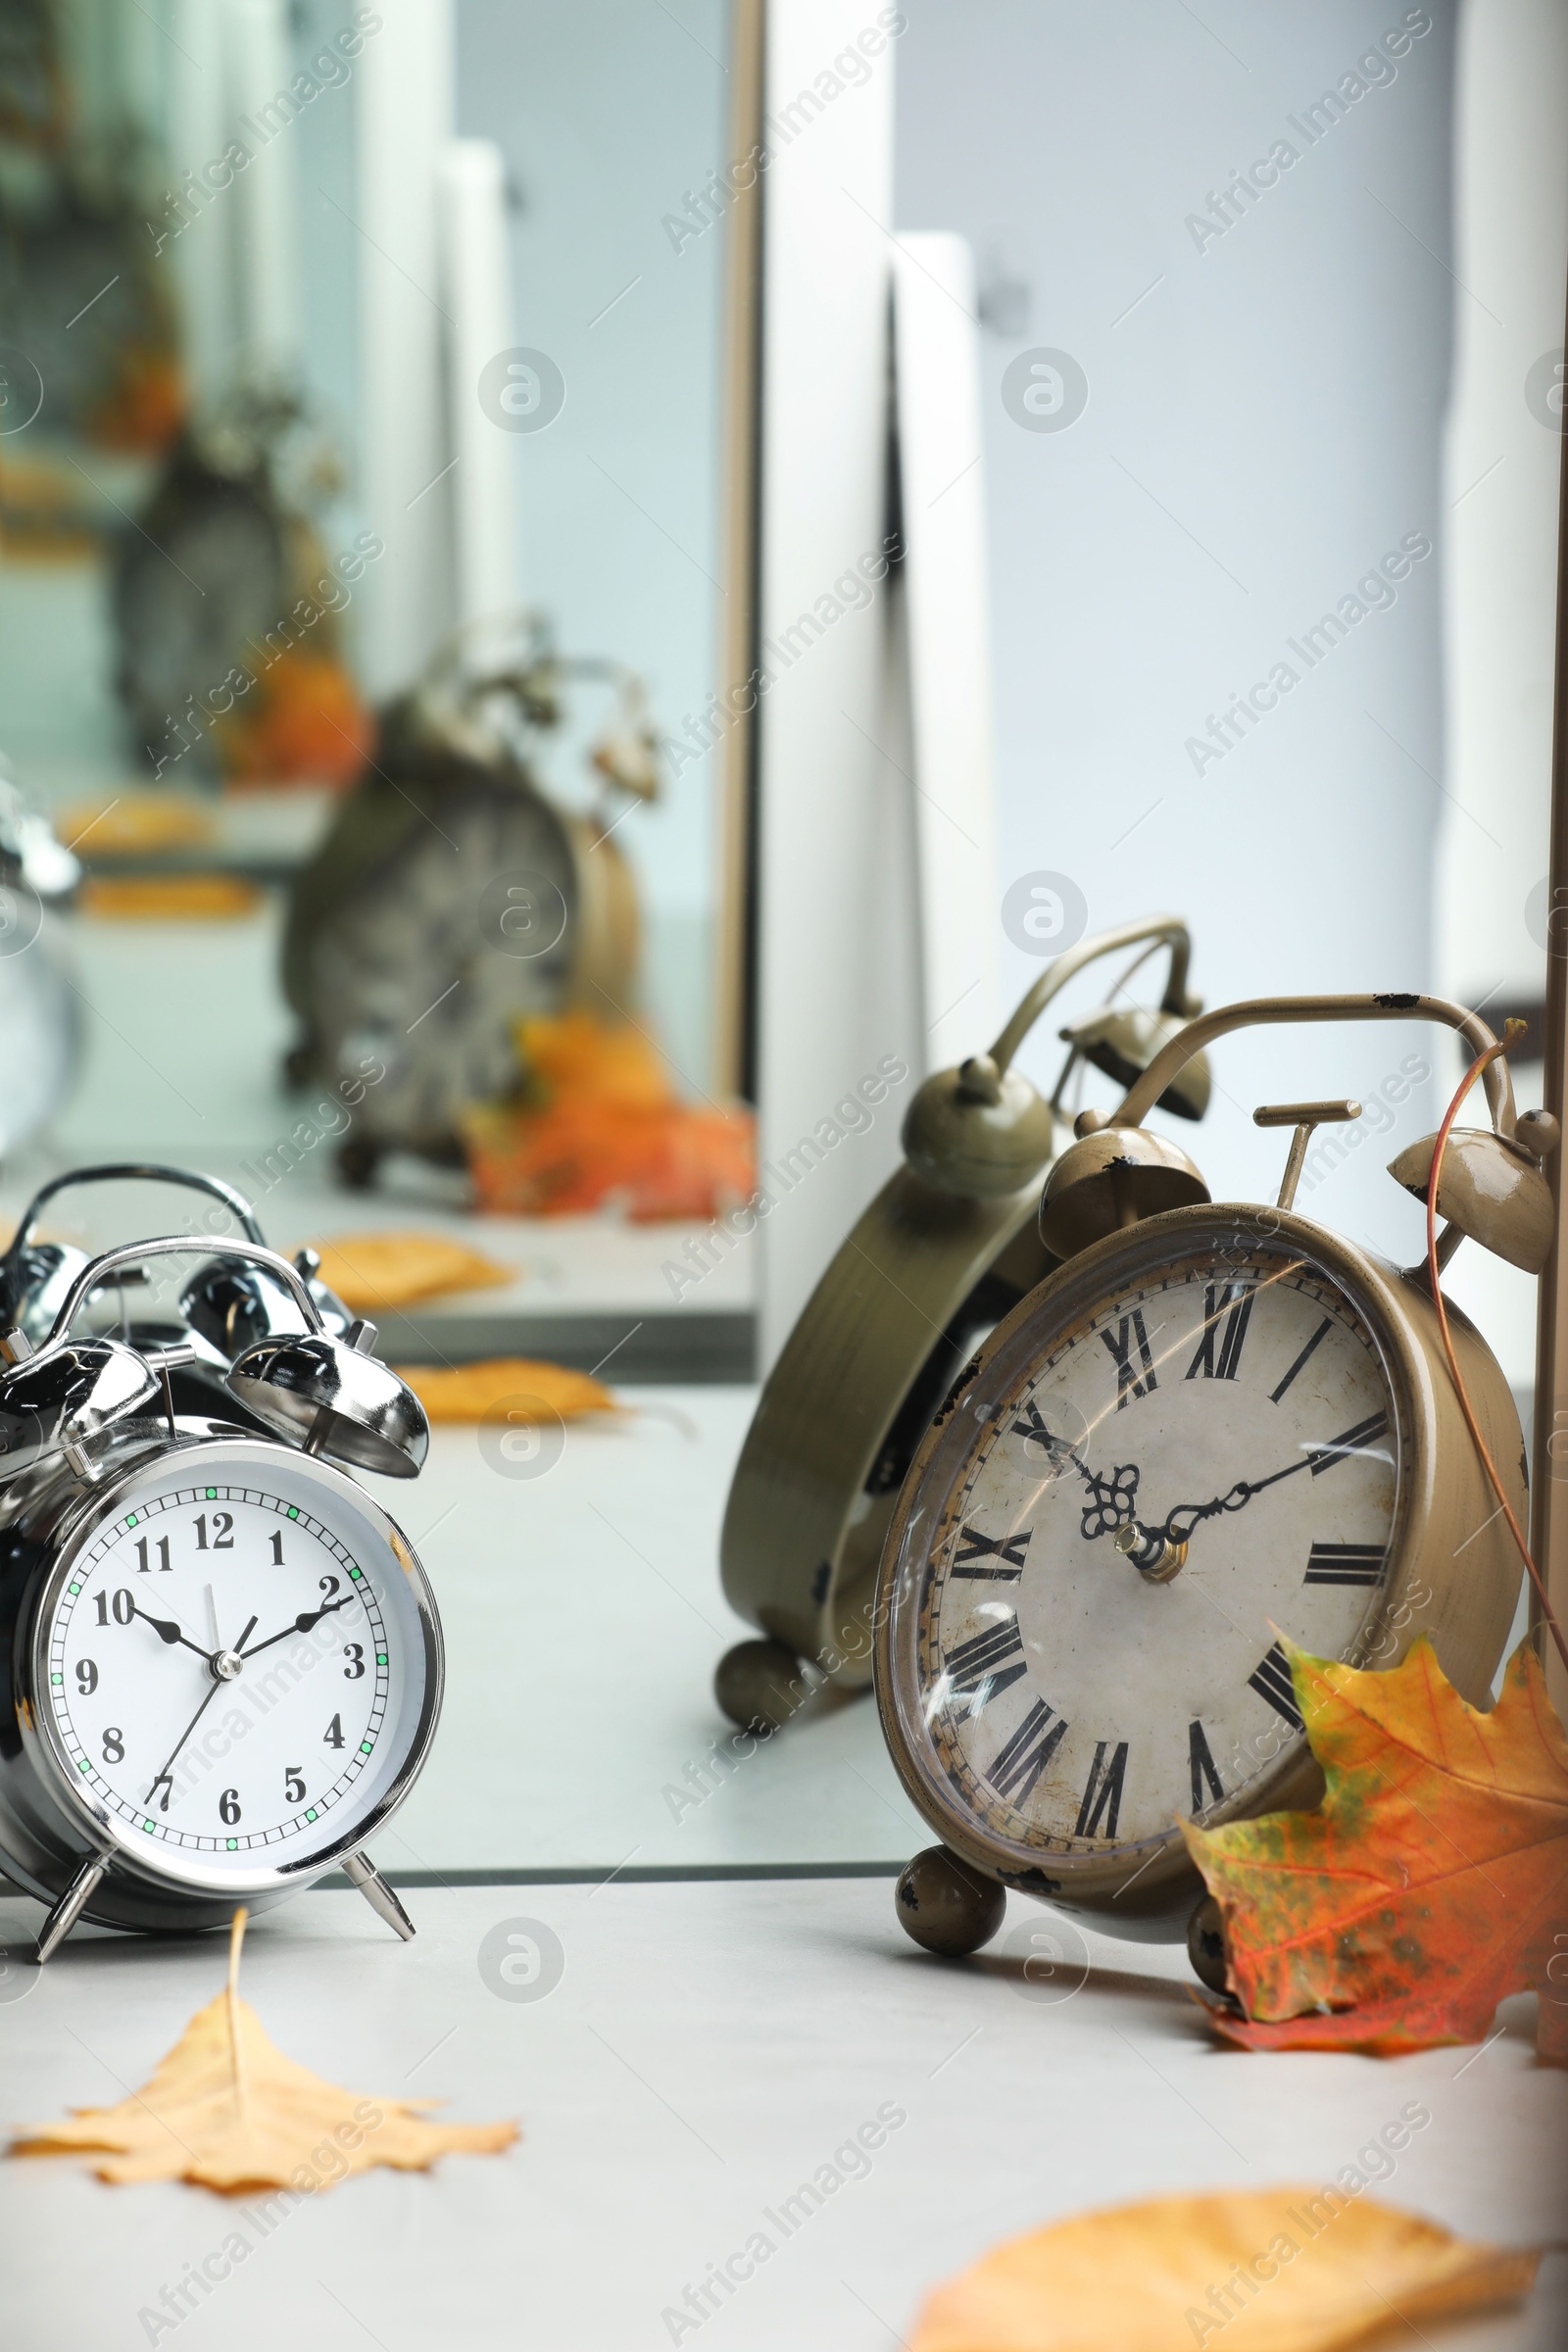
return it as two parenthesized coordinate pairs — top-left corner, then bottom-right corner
(308, 1233), (514, 1312)
(909, 2189), (1540, 2352)
(10, 1910), (516, 2195)
(514, 1007), (671, 1109)
(57, 795), (216, 858)
(397, 1356), (617, 1423)
(79, 874), (262, 922)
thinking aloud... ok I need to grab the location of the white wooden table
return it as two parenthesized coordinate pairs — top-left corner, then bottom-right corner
(368, 1389), (921, 1877)
(1, 1878), (1561, 2351)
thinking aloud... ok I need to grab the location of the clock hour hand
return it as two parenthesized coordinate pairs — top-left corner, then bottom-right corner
(1012, 1415), (1142, 1542)
(240, 1592), (359, 1662)
(131, 1604), (215, 1663)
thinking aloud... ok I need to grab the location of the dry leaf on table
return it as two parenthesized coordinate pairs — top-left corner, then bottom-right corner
(909, 2188), (1540, 2352)
(1183, 1637), (1568, 2058)
(10, 1909), (516, 2194)
(308, 1232), (513, 1313)
(397, 1356), (617, 1424)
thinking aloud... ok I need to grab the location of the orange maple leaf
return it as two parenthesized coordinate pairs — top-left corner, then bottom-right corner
(1182, 1637), (1568, 2058)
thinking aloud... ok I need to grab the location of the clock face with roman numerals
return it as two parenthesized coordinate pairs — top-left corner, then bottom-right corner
(885, 1222), (1407, 1886)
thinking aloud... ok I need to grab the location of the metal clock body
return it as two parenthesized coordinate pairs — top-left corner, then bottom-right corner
(0, 1230), (442, 1957)
(716, 918), (1205, 1724)
(1, 1427), (440, 1937)
(0, 763), (82, 1162)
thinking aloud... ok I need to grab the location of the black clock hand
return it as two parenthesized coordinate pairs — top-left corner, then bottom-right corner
(240, 1592), (359, 1661)
(1155, 1417), (1390, 1544)
(1010, 1411), (1142, 1541)
(131, 1605), (213, 1663)
(143, 1613), (259, 1805)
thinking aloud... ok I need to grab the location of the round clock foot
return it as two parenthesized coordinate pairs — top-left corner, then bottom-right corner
(713, 1639), (806, 1734)
(895, 1845), (1005, 1956)
(337, 1136), (381, 1191)
(1187, 1892), (1230, 1993)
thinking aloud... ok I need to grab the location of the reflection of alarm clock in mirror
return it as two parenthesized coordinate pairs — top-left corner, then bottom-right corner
(110, 383), (351, 781)
(280, 617), (660, 1187)
(715, 918), (1209, 1734)
(111, 434), (288, 781)
(874, 993), (1554, 1973)
(0, 1235), (441, 1962)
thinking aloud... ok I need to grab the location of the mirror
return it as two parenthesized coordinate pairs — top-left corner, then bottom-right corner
(0, 2), (1562, 1890)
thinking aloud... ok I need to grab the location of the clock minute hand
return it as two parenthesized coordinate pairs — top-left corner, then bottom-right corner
(241, 1592), (359, 1662)
(1156, 1458), (1311, 1544)
(1156, 1414), (1390, 1544)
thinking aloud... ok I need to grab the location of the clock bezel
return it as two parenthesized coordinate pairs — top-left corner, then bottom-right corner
(17, 1434), (443, 1904)
(873, 1201), (1438, 1935)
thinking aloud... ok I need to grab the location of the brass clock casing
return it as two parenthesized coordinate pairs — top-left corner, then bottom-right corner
(721, 1178), (1055, 1690)
(873, 1200), (1526, 1939)
(717, 917), (1205, 1715)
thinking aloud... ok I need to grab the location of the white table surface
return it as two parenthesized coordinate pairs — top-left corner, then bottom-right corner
(0, 1878), (1562, 2352)
(366, 1386), (924, 1875)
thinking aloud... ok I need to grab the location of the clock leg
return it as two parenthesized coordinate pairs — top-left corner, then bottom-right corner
(895, 1845), (1005, 1956)
(1187, 1892), (1231, 1994)
(35, 1856), (107, 1964)
(713, 1638), (808, 1734)
(343, 1851), (416, 1940)
(337, 1136), (381, 1191)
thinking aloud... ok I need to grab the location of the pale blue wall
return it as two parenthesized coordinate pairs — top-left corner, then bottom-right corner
(896, 0), (1457, 1263)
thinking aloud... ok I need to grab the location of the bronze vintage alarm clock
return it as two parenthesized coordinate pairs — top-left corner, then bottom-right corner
(873, 994), (1551, 1970)
(0, 1226), (441, 1962)
(281, 617), (660, 1186)
(716, 917), (1210, 1733)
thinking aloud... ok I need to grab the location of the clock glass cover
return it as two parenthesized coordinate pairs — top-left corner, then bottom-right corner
(887, 1224), (1406, 1870)
(34, 1442), (438, 1887)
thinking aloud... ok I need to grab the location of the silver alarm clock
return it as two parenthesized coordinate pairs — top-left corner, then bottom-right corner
(0, 1232), (442, 1962)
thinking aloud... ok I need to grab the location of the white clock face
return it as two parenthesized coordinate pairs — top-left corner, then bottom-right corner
(906, 1232), (1402, 1863)
(39, 1447), (435, 1883)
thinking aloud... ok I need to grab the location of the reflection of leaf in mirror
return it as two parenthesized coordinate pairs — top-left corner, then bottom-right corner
(11, 1910), (517, 2193)
(308, 1232), (513, 1311)
(399, 1357), (618, 1424)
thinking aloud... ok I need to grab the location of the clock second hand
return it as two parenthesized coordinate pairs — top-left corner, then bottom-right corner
(143, 1613), (259, 1808)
